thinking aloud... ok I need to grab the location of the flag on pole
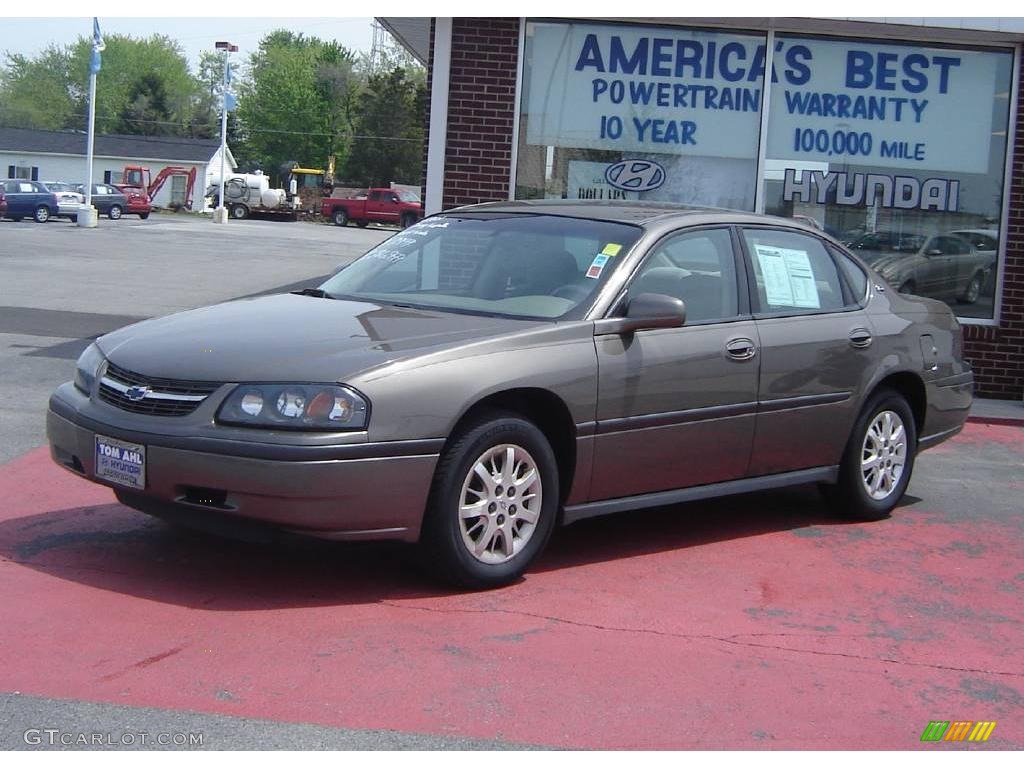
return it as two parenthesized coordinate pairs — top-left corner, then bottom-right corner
(225, 92), (237, 112)
(89, 17), (105, 75)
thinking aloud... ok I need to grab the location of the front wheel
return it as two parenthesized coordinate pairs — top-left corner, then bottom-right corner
(139, 212), (150, 220)
(400, 213), (416, 229)
(332, 209), (348, 227)
(420, 412), (559, 589)
(33, 205), (50, 223)
(230, 204), (248, 220)
(108, 205), (122, 220)
(827, 389), (917, 521)
(958, 273), (983, 304)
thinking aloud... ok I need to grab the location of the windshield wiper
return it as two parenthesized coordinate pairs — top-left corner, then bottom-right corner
(291, 287), (334, 299)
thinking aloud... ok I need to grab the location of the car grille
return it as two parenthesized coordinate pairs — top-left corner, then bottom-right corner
(98, 362), (222, 417)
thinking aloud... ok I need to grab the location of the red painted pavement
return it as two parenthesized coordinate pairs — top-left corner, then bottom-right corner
(0, 424), (1021, 749)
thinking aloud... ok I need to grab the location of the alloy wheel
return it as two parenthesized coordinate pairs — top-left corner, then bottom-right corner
(860, 410), (908, 501)
(458, 443), (543, 564)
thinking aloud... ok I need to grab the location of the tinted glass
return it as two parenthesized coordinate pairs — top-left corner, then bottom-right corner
(320, 213), (643, 320)
(743, 228), (847, 313)
(628, 229), (739, 323)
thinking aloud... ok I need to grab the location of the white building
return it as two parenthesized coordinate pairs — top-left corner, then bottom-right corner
(0, 127), (235, 210)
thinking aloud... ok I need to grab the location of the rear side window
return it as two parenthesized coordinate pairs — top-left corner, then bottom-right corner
(742, 228), (848, 313)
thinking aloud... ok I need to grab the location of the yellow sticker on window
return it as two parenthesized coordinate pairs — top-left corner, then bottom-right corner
(601, 243), (622, 257)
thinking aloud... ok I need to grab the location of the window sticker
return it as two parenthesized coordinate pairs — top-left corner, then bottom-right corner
(754, 244), (820, 309)
(586, 253), (610, 279)
(601, 243), (623, 257)
(586, 253), (611, 279)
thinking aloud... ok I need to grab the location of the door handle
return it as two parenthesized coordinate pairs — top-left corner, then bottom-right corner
(849, 328), (873, 348)
(725, 337), (757, 361)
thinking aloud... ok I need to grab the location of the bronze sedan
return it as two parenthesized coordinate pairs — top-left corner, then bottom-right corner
(48, 202), (973, 587)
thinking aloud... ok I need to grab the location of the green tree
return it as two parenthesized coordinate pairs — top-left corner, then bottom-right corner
(343, 67), (425, 186)
(236, 31), (359, 179)
(0, 46), (75, 129)
(65, 34), (201, 134)
(0, 32), (211, 137)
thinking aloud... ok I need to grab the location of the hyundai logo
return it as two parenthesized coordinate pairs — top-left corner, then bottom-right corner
(125, 385), (150, 402)
(605, 159), (666, 192)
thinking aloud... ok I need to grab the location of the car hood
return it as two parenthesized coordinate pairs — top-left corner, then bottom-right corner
(97, 293), (539, 383)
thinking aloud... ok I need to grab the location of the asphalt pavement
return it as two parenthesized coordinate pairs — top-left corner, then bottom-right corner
(0, 213), (1021, 750)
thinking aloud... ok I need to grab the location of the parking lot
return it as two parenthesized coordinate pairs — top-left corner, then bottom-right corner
(1, 214), (1022, 749)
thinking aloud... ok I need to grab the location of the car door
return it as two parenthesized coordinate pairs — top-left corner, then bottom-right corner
(741, 226), (875, 476)
(92, 184), (113, 212)
(590, 227), (760, 501)
(365, 190), (398, 221)
(5, 180), (30, 216)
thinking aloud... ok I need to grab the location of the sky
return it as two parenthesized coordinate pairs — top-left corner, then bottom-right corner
(0, 17), (376, 69)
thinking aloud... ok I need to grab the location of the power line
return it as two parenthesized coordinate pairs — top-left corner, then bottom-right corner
(0, 106), (421, 142)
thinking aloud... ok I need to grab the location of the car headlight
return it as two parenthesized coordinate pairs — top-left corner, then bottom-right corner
(74, 343), (105, 394)
(216, 384), (369, 430)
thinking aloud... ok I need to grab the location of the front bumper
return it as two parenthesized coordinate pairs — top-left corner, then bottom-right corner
(47, 386), (440, 542)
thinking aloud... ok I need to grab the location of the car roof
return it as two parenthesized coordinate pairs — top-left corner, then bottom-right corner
(949, 228), (998, 237)
(446, 199), (822, 231)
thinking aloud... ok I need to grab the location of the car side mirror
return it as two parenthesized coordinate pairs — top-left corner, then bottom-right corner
(594, 293), (686, 336)
(926, 248), (943, 256)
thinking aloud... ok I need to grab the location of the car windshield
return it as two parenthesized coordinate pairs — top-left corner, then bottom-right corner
(319, 213), (643, 320)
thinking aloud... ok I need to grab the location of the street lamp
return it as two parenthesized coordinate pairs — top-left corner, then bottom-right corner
(212, 41), (238, 224)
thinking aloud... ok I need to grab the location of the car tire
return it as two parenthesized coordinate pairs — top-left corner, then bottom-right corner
(108, 205), (123, 220)
(958, 273), (983, 305)
(139, 212), (150, 220)
(33, 205), (50, 223)
(401, 213), (416, 229)
(230, 204), (248, 220)
(897, 280), (916, 295)
(420, 410), (559, 589)
(332, 209), (348, 227)
(70, 215), (78, 223)
(826, 388), (917, 521)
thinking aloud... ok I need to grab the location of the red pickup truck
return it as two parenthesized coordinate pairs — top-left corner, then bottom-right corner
(321, 188), (423, 228)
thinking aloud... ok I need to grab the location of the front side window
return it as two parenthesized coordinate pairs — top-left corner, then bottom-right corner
(743, 228), (848, 313)
(320, 214), (643, 320)
(626, 228), (740, 324)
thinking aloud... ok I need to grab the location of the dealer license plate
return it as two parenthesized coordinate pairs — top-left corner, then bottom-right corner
(94, 434), (146, 490)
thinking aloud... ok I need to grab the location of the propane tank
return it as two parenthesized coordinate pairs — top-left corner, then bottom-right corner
(261, 189), (286, 208)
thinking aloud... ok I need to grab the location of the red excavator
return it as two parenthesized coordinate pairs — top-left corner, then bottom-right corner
(119, 165), (198, 212)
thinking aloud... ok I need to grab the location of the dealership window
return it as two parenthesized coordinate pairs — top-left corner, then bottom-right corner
(760, 35), (1013, 321)
(513, 20), (1015, 322)
(515, 21), (766, 209)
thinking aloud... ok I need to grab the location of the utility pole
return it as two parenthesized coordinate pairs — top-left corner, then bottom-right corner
(212, 40), (238, 224)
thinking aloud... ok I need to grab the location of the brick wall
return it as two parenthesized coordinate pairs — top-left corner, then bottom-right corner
(440, 18), (519, 210)
(962, 52), (1024, 400)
